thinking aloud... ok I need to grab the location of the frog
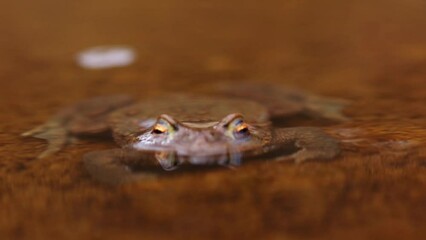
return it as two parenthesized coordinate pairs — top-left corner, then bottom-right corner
(22, 84), (348, 184)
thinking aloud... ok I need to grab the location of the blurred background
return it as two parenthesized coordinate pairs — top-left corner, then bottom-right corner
(1, 0), (426, 239)
(2, 0), (425, 98)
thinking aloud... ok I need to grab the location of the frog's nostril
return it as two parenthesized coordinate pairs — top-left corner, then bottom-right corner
(205, 133), (215, 142)
(206, 130), (225, 142)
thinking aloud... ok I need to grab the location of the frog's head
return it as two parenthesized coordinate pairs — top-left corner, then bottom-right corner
(131, 113), (268, 170)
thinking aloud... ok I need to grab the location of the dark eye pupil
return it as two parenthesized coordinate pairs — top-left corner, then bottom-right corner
(238, 127), (248, 133)
(234, 126), (250, 139)
(152, 128), (164, 134)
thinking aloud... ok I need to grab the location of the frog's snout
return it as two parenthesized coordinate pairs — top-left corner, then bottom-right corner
(177, 130), (229, 155)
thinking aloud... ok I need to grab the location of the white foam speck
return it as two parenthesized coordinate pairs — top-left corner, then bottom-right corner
(76, 45), (136, 69)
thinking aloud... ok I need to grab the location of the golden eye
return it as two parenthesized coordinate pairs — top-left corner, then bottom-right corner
(151, 116), (178, 135)
(152, 124), (168, 134)
(235, 124), (249, 134)
(228, 118), (250, 139)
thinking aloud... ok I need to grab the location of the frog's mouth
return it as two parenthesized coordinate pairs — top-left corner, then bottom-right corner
(154, 149), (243, 171)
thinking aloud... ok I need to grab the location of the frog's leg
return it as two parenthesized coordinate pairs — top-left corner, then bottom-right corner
(22, 118), (68, 158)
(210, 82), (349, 121)
(84, 149), (157, 184)
(22, 95), (135, 158)
(269, 127), (340, 164)
(303, 94), (349, 121)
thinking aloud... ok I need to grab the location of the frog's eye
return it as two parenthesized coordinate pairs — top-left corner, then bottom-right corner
(152, 123), (168, 134)
(228, 117), (250, 139)
(151, 115), (178, 135)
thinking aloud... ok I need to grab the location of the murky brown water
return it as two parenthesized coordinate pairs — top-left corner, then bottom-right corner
(1, 0), (426, 239)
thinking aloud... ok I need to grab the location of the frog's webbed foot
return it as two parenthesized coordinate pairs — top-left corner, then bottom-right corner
(22, 118), (69, 158)
(270, 127), (340, 164)
(84, 149), (157, 185)
(22, 95), (135, 158)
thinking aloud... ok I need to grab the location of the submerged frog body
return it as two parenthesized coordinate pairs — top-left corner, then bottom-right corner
(23, 84), (347, 184)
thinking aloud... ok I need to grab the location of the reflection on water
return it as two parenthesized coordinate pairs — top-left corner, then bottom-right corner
(331, 125), (423, 156)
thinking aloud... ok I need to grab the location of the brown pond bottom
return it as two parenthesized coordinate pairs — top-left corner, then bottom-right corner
(1, 0), (426, 239)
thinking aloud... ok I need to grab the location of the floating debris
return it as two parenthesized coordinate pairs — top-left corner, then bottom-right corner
(76, 45), (136, 69)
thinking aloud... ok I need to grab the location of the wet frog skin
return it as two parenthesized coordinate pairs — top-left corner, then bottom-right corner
(23, 85), (347, 184)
